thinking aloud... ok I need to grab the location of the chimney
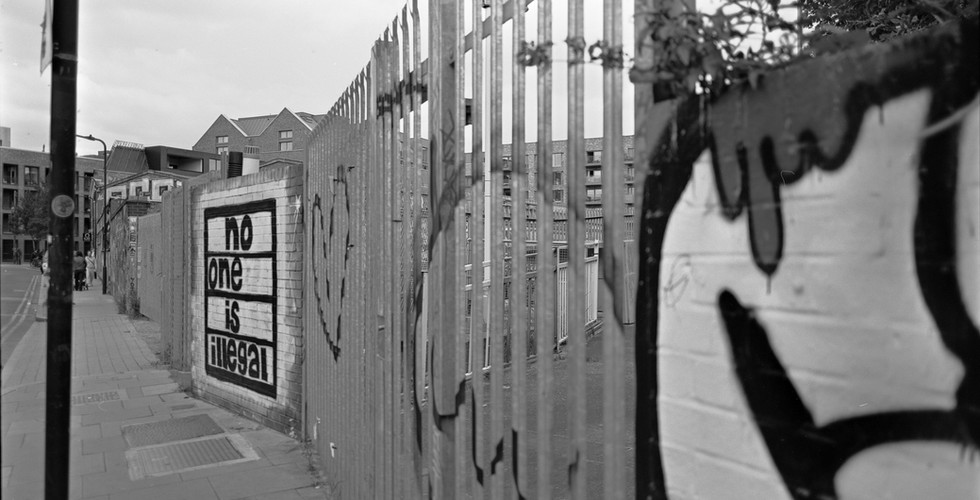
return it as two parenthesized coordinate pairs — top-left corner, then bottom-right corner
(227, 151), (243, 178)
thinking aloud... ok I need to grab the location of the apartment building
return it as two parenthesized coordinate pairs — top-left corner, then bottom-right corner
(1, 146), (102, 260)
(192, 108), (326, 169)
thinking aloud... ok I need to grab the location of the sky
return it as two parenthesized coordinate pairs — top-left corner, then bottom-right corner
(1, 0), (634, 158)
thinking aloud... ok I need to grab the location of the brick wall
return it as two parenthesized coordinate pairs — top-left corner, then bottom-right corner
(107, 200), (157, 314)
(188, 164), (304, 436)
(136, 212), (163, 323)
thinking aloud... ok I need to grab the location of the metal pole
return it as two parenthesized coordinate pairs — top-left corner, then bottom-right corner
(46, 1), (79, 498)
(76, 134), (108, 294)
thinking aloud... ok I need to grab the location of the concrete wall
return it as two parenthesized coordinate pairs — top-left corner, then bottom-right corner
(188, 165), (304, 436)
(635, 20), (979, 499)
(135, 212), (163, 323)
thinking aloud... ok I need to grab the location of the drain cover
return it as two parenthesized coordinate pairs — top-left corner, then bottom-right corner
(122, 414), (224, 447)
(126, 434), (259, 479)
(72, 389), (127, 406)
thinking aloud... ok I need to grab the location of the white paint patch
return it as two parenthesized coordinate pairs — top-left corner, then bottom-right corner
(956, 102), (980, 327)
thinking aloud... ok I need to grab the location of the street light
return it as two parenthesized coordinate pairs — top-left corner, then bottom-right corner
(76, 134), (108, 295)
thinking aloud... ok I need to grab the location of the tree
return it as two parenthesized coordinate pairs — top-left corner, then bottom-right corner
(636, 0), (978, 99)
(801, 0), (979, 42)
(10, 185), (50, 256)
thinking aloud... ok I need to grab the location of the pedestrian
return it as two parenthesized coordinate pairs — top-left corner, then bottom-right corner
(73, 251), (86, 290)
(85, 251), (95, 286)
(14, 247), (21, 265)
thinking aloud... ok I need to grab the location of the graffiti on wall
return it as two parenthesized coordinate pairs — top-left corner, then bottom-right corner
(204, 199), (278, 398)
(636, 20), (979, 499)
(310, 164), (353, 361)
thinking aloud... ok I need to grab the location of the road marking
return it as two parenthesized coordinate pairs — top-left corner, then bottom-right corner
(0, 275), (39, 342)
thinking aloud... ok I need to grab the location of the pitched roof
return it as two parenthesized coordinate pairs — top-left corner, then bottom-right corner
(231, 114), (277, 136)
(106, 143), (149, 175)
(222, 109), (327, 137)
(293, 111), (326, 130)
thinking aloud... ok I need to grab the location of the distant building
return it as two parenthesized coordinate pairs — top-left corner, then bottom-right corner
(192, 108), (326, 170)
(106, 141), (221, 180)
(88, 142), (220, 261)
(1, 146), (102, 260)
(493, 135), (636, 243)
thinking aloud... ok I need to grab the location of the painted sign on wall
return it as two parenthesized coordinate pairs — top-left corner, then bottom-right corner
(204, 199), (277, 398)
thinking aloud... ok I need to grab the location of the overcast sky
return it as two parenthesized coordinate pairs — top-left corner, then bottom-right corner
(1, 0), (634, 157)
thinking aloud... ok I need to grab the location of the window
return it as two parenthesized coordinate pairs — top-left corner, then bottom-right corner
(279, 141), (294, 151)
(25, 166), (40, 186)
(158, 185), (170, 196)
(626, 147), (634, 160)
(553, 171), (563, 186)
(217, 146), (229, 155)
(587, 150), (602, 163)
(553, 189), (564, 203)
(209, 159), (220, 172)
(135, 186), (144, 197)
(2, 189), (18, 210)
(279, 130), (293, 140)
(4, 164), (19, 185)
(552, 152), (564, 168)
(217, 135), (228, 144)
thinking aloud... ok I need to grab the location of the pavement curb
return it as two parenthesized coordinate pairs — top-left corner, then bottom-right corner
(35, 274), (49, 322)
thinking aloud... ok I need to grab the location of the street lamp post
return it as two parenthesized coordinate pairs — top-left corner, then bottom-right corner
(76, 134), (108, 295)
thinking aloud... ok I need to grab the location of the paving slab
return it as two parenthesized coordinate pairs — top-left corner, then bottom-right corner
(81, 436), (128, 455)
(106, 477), (219, 500)
(71, 451), (106, 477)
(2, 288), (325, 500)
(141, 383), (180, 396)
(80, 468), (183, 498)
(207, 462), (314, 500)
(81, 406), (153, 426)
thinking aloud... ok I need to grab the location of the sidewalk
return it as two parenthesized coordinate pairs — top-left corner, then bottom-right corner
(1, 279), (327, 500)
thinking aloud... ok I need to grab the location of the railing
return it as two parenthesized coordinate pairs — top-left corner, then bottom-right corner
(303, 0), (634, 498)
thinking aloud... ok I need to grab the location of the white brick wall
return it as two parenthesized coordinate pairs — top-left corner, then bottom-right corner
(657, 90), (980, 496)
(189, 165), (304, 435)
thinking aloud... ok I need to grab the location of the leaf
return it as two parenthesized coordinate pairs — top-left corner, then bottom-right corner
(677, 44), (692, 66)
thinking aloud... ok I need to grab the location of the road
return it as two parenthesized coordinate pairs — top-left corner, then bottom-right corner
(1, 263), (42, 369)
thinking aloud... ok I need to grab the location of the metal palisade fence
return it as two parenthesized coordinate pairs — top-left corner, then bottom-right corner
(303, 0), (636, 497)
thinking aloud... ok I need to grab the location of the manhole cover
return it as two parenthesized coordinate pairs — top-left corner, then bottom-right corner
(72, 389), (127, 406)
(122, 414), (224, 447)
(126, 434), (259, 479)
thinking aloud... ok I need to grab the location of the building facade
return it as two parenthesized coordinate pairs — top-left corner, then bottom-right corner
(90, 142), (219, 269)
(192, 108), (325, 169)
(1, 146), (102, 261)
